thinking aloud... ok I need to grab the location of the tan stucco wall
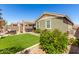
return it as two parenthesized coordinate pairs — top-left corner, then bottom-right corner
(39, 20), (45, 30)
(51, 18), (68, 32)
(36, 16), (55, 30)
(68, 24), (73, 30)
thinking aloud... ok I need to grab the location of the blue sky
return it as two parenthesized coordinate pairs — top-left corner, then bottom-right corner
(0, 4), (79, 25)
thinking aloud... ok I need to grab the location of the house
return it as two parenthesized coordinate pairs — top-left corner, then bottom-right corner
(0, 10), (6, 34)
(0, 18), (5, 33)
(8, 23), (18, 34)
(74, 26), (79, 39)
(18, 21), (35, 33)
(73, 25), (79, 39)
(36, 12), (74, 32)
(9, 21), (35, 34)
(22, 21), (35, 32)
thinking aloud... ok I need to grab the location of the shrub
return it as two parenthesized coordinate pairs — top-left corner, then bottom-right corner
(0, 46), (24, 54)
(34, 29), (41, 33)
(40, 29), (68, 54)
(73, 39), (79, 47)
(68, 38), (75, 45)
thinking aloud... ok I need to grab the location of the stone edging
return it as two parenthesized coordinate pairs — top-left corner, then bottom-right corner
(16, 43), (40, 54)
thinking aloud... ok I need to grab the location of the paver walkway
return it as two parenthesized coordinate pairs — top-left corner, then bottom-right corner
(29, 45), (79, 54)
(17, 43), (79, 54)
(27, 45), (79, 54)
(16, 43), (46, 54)
(29, 44), (46, 54)
(68, 45), (79, 54)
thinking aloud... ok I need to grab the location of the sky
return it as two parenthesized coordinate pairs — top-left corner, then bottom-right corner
(0, 4), (79, 25)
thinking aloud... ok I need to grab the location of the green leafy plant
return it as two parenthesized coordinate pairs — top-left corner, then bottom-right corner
(34, 29), (41, 33)
(73, 39), (79, 47)
(0, 46), (24, 54)
(68, 38), (75, 45)
(40, 29), (68, 54)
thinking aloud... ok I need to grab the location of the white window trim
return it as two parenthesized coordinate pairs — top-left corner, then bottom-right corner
(36, 22), (40, 29)
(45, 19), (51, 29)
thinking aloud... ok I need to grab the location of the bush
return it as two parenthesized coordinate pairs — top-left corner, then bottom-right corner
(0, 46), (24, 54)
(68, 38), (75, 45)
(73, 39), (79, 47)
(40, 29), (68, 54)
(34, 29), (41, 33)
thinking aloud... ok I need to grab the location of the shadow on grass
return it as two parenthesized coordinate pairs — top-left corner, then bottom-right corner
(0, 47), (24, 54)
(0, 36), (5, 39)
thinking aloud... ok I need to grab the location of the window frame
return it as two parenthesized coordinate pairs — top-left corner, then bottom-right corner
(45, 19), (51, 29)
(36, 22), (40, 29)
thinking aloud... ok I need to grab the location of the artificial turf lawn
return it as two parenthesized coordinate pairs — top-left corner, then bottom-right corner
(0, 34), (39, 54)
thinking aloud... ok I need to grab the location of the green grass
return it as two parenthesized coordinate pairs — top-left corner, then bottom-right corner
(0, 34), (39, 54)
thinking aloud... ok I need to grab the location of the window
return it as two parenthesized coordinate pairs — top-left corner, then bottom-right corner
(36, 22), (40, 29)
(45, 20), (51, 29)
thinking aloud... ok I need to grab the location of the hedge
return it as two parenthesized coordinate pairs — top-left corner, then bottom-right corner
(34, 29), (41, 33)
(40, 29), (68, 54)
(0, 46), (24, 54)
(73, 39), (79, 47)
